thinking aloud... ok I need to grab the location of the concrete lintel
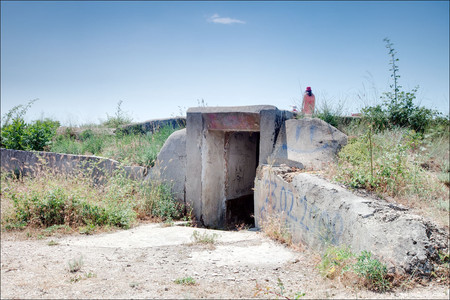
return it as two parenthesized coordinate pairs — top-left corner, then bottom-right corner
(203, 112), (260, 131)
(187, 105), (277, 114)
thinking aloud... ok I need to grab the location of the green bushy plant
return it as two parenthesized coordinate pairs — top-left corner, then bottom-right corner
(353, 251), (391, 292)
(8, 186), (135, 229)
(362, 38), (442, 134)
(318, 246), (391, 292)
(1, 100), (60, 151)
(103, 100), (133, 128)
(174, 276), (196, 285)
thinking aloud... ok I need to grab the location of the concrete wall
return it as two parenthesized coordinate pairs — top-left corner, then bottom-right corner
(0, 148), (146, 184)
(119, 117), (186, 135)
(148, 128), (187, 203)
(254, 165), (449, 275)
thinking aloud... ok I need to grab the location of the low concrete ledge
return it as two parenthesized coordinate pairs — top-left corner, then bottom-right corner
(254, 165), (449, 275)
(0, 148), (147, 183)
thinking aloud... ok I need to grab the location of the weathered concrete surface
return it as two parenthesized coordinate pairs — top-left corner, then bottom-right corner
(0, 148), (147, 183)
(119, 117), (186, 135)
(185, 106), (293, 228)
(148, 129), (187, 203)
(269, 118), (348, 170)
(225, 132), (259, 200)
(254, 165), (449, 275)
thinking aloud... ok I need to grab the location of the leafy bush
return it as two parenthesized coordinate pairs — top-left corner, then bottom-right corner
(1, 100), (60, 151)
(143, 182), (184, 221)
(318, 246), (391, 292)
(362, 88), (442, 134)
(362, 39), (443, 134)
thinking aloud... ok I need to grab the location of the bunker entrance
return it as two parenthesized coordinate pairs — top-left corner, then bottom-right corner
(226, 194), (255, 229)
(188, 107), (281, 229)
(223, 131), (259, 229)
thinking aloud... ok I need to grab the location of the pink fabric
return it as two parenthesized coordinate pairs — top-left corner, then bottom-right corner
(302, 93), (315, 114)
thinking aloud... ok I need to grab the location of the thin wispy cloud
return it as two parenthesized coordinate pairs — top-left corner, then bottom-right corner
(208, 14), (246, 25)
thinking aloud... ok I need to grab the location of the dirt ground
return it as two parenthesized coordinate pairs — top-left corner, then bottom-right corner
(1, 223), (448, 299)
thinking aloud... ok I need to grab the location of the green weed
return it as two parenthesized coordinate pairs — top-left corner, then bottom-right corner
(318, 245), (355, 279)
(190, 230), (219, 244)
(68, 256), (84, 273)
(254, 277), (306, 299)
(47, 240), (59, 246)
(353, 251), (391, 292)
(317, 246), (392, 292)
(336, 128), (447, 195)
(103, 100), (133, 129)
(174, 276), (196, 286)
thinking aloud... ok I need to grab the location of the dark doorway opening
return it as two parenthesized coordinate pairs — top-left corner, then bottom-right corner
(225, 194), (255, 230)
(224, 132), (259, 230)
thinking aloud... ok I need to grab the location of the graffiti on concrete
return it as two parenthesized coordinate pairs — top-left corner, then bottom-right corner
(281, 124), (335, 154)
(260, 178), (344, 244)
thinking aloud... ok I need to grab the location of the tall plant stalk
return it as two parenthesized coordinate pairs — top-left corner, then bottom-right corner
(383, 37), (401, 102)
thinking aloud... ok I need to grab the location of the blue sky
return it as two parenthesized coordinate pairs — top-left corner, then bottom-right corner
(1, 1), (449, 125)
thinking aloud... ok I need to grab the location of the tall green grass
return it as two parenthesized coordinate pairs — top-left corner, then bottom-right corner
(50, 125), (179, 168)
(332, 122), (449, 226)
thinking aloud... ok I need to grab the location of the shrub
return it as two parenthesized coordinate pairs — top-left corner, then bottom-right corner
(102, 100), (133, 128)
(318, 246), (391, 292)
(1, 100), (60, 151)
(361, 39), (442, 134)
(353, 251), (391, 292)
(337, 129), (422, 195)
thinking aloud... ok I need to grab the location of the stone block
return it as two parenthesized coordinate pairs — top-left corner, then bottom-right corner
(269, 118), (347, 170)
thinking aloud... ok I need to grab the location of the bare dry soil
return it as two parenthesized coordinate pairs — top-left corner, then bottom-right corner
(1, 223), (448, 299)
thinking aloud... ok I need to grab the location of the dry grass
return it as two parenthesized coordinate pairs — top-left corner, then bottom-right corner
(325, 126), (449, 229)
(1, 165), (184, 236)
(260, 212), (293, 246)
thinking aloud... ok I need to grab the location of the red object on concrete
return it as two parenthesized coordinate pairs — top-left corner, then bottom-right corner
(302, 87), (315, 115)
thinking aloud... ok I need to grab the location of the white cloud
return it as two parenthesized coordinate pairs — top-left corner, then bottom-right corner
(208, 13), (245, 25)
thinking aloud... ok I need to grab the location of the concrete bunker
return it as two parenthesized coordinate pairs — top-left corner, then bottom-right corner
(186, 106), (292, 229)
